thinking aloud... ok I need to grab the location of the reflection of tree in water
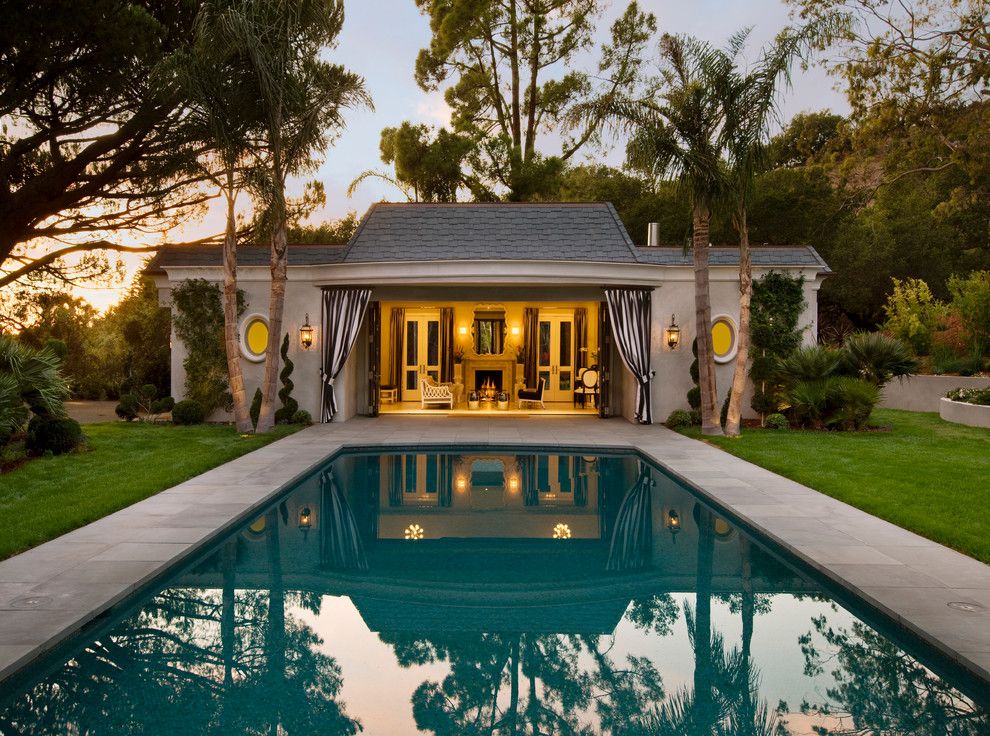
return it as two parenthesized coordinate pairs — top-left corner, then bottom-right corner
(797, 612), (989, 736)
(0, 510), (360, 736)
(381, 626), (665, 735)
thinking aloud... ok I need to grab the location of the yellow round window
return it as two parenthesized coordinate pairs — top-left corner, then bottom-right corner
(244, 317), (269, 359)
(711, 318), (736, 362)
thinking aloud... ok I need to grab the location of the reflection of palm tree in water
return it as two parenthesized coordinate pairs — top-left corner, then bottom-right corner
(646, 507), (781, 736)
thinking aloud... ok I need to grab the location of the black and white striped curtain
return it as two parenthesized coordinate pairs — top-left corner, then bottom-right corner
(321, 287), (372, 423)
(604, 288), (655, 424)
(606, 461), (655, 571)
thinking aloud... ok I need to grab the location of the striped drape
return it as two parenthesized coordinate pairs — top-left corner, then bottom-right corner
(389, 307), (404, 400)
(606, 462), (655, 571)
(604, 288), (654, 424)
(319, 469), (368, 571)
(320, 287), (372, 423)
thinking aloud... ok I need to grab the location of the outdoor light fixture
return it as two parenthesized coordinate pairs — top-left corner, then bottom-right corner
(404, 523), (425, 540)
(665, 509), (681, 541)
(664, 314), (681, 351)
(298, 506), (313, 540)
(553, 522), (572, 539)
(456, 475), (467, 491)
(299, 314), (315, 350)
(508, 476), (519, 492)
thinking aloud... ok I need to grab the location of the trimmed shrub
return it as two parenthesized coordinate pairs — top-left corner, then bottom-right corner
(830, 377), (880, 430)
(250, 387), (263, 429)
(275, 333), (298, 424)
(666, 409), (693, 428)
(172, 399), (206, 425)
(115, 393), (139, 421)
(765, 413), (789, 430)
(687, 338), (700, 409)
(687, 386), (701, 410)
(26, 416), (82, 455)
(291, 409), (313, 425)
(151, 396), (175, 414)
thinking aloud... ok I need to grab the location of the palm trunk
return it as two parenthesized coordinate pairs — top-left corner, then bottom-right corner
(692, 203), (722, 435)
(725, 205), (751, 436)
(265, 510), (285, 736)
(221, 540), (236, 689)
(694, 507), (716, 728)
(222, 170), (252, 432)
(256, 198), (287, 434)
(508, 638), (520, 735)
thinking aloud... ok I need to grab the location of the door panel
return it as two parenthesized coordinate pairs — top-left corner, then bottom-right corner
(537, 315), (575, 402)
(403, 312), (441, 401)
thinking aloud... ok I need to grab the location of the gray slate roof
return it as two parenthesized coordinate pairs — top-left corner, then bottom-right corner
(147, 202), (830, 272)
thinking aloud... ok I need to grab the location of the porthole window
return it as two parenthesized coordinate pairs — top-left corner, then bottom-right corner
(711, 315), (737, 364)
(240, 314), (270, 362)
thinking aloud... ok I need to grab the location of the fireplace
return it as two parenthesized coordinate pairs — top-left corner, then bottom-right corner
(475, 370), (503, 400)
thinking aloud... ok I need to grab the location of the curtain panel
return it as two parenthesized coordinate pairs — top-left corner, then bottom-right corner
(575, 307), (588, 372)
(319, 469), (368, 571)
(388, 307), (404, 400)
(320, 287), (372, 423)
(439, 307), (455, 383)
(522, 307), (539, 387)
(604, 288), (655, 424)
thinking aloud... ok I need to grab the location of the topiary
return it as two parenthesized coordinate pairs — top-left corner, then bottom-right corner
(172, 399), (206, 425)
(26, 416), (82, 455)
(274, 333), (298, 424)
(666, 409), (693, 429)
(687, 338), (701, 409)
(115, 393), (139, 421)
(720, 388), (731, 428)
(151, 396), (175, 414)
(291, 409), (312, 425)
(687, 386), (701, 410)
(250, 387), (263, 429)
(765, 413), (789, 430)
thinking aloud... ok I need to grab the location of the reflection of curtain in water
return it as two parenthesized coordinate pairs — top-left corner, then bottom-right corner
(520, 455), (538, 506)
(388, 456), (402, 507)
(320, 469), (368, 571)
(575, 457), (589, 507)
(606, 462), (655, 571)
(439, 455), (454, 507)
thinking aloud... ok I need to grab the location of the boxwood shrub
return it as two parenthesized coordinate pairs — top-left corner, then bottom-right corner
(172, 399), (206, 425)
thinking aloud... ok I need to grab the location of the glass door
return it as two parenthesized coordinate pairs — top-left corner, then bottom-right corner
(404, 311), (441, 402)
(538, 314), (574, 403)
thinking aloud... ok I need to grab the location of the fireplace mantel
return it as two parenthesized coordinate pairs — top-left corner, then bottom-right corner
(462, 355), (519, 393)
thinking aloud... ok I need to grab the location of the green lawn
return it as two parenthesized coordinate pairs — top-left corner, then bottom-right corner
(679, 409), (990, 563)
(0, 422), (299, 560)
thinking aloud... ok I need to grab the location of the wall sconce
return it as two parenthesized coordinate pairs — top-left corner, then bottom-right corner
(458, 325), (469, 336)
(299, 314), (315, 350)
(665, 509), (681, 542)
(298, 505), (313, 540)
(664, 314), (681, 351)
(456, 475), (467, 491)
(510, 324), (520, 336)
(508, 476), (519, 492)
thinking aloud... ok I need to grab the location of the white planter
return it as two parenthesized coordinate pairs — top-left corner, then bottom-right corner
(939, 397), (990, 429)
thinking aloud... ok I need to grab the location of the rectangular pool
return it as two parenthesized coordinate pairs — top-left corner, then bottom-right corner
(0, 448), (986, 734)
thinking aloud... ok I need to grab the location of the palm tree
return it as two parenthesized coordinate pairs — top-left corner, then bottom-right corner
(614, 33), (748, 435)
(0, 336), (69, 442)
(723, 21), (839, 436)
(176, 2), (262, 432)
(222, 0), (370, 433)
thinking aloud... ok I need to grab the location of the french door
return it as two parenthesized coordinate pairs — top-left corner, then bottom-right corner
(404, 311), (440, 402)
(538, 314), (574, 402)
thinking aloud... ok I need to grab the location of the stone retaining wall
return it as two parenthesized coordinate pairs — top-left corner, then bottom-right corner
(880, 375), (990, 412)
(939, 397), (990, 428)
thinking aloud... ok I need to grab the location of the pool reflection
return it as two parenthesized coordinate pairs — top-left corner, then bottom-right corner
(0, 452), (986, 736)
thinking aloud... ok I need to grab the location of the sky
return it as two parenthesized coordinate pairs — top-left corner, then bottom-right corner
(77, 0), (849, 311)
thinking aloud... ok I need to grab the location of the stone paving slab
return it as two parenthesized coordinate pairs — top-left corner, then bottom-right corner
(0, 415), (988, 688)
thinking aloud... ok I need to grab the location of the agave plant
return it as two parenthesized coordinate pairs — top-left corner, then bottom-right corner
(0, 335), (69, 443)
(841, 332), (918, 387)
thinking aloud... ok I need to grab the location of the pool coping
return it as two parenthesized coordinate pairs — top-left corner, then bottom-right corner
(1, 416), (988, 689)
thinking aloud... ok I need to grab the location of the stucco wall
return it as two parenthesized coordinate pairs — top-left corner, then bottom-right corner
(879, 374), (990, 413)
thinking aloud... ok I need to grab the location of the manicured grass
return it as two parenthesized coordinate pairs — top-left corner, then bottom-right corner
(0, 422), (300, 560)
(679, 409), (990, 563)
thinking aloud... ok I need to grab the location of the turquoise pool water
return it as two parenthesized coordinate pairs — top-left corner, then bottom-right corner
(0, 449), (986, 734)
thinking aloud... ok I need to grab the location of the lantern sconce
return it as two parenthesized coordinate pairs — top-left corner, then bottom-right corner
(665, 509), (682, 542)
(458, 325), (469, 336)
(664, 314), (681, 351)
(300, 314), (315, 350)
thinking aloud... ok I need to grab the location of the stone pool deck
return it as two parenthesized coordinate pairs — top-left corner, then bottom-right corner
(1, 416), (989, 686)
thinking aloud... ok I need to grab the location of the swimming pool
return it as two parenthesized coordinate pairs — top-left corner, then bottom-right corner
(0, 448), (986, 734)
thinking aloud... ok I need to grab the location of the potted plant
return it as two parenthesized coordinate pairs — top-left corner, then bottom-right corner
(497, 391), (509, 410)
(454, 346), (465, 364)
(468, 390), (480, 410)
(514, 344), (525, 364)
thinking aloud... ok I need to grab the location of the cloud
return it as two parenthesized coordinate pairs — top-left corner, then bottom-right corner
(415, 91), (453, 127)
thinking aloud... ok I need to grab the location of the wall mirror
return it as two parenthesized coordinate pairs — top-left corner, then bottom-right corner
(472, 305), (507, 355)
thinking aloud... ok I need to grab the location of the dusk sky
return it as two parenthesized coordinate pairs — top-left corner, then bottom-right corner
(81, 0), (849, 310)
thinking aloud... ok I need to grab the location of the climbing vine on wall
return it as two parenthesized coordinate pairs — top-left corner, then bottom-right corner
(171, 279), (245, 415)
(749, 271), (805, 423)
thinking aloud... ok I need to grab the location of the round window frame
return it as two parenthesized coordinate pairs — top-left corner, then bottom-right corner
(710, 314), (738, 364)
(240, 313), (270, 363)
